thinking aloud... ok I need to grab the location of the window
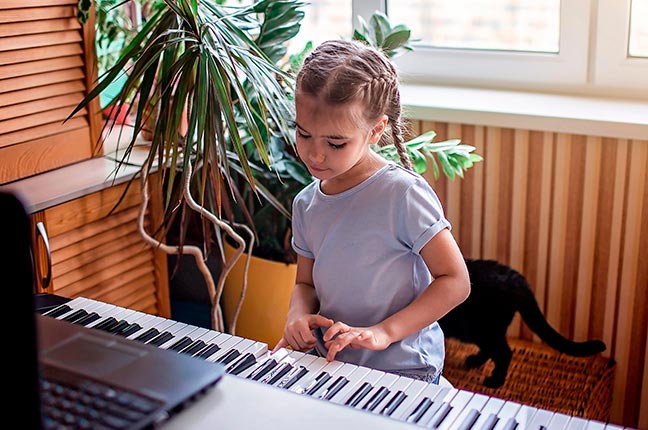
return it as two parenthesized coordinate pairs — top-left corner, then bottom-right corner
(294, 0), (648, 97)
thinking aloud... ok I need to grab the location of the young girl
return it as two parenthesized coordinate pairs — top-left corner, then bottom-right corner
(273, 39), (470, 383)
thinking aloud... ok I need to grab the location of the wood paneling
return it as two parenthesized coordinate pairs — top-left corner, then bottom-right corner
(33, 181), (171, 319)
(0, 0), (101, 185)
(410, 118), (648, 429)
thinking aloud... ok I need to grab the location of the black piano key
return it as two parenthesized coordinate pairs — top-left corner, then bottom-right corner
(478, 414), (499, 430)
(134, 328), (160, 343)
(277, 366), (308, 389)
(247, 359), (278, 381)
(539, 426), (547, 430)
(43, 304), (72, 318)
(106, 320), (130, 334)
(74, 312), (101, 326)
(180, 340), (207, 356)
(93, 316), (118, 331)
(427, 402), (453, 428)
(501, 417), (518, 430)
(381, 390), (407, 416)
(305, 372), (332, 396)
(117, 323), (142, 337)
(62, 309), (88, 323)
(321, 376), (349, 400)
(217, 349), (241, 365)
(345, 382), (373, 407)
(456, 409), (481, 430)
(168, 336), (194, 352)
(263, 363), (294, 385)
(362, 386), (390, 411)
(147, 331), (174, 346)
(227, 353), (257, 375)
(195, 343), (220, 359)
(407, 397), (433, 423)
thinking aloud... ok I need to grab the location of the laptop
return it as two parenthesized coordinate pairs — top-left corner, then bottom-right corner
(1, 190), (224, 430)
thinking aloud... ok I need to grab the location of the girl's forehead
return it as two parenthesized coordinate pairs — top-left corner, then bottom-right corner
(296, 94), (367, 131)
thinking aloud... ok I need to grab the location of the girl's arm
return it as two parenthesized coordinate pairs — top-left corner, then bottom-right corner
(273, 254), (333, 352)
(323, 228), (470, 361)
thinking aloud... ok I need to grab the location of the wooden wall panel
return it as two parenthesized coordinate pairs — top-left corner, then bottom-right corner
(408, 118), (648, 429)
(35, 181), (171, 319)
(0, 0), (101, 185)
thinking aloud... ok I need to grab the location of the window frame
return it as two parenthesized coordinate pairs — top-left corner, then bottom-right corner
(351, 0), (647, 98)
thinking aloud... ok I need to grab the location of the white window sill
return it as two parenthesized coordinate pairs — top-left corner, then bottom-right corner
(400, 84), (648, 140)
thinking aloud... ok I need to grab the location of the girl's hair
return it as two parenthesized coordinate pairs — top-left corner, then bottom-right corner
(296, 39), (413, 171)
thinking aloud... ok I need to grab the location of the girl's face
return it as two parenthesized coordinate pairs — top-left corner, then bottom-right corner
(295, 93), (386, 193)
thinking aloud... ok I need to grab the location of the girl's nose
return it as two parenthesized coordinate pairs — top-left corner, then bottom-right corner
(308, 145), (326, 164)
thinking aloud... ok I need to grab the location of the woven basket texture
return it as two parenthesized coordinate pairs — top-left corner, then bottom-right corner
(443, 337), (616, 422)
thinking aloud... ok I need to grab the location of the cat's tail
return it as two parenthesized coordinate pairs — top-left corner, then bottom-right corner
(516, 280), (606, 356)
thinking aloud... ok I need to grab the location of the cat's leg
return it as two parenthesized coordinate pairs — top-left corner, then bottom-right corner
(482, 338), (512, 388)
(465, 349), (489, 368)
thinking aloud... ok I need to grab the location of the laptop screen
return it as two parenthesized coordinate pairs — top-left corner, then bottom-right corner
(1, 190), (42, 429)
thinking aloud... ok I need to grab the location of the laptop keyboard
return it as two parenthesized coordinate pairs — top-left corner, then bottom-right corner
(40, 370), (166, 430)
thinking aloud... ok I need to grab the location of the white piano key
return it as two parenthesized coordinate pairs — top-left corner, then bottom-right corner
(544, 412), (571, 430)
(86, 307), (138, 329)
(302, 360), (347, 397)
(364, 373), (415, 414)
(157, 325), (209, 350)
(126, 315), (180, 341)
(426, 389), (473, 429)
(492, 401), (522, 430)
(470, 397), (506, 430)
(414, 387), (459, 427)
(565, 417), (591, 430)
(245, 348), (293, 381)
(316, 363), (360, 401)
(393, 381), (449, 421)
(382, 379), (429, 418)
(445, 392), (490, 430)
(584, 420), (607, 430)
(204, 335), (248, 362)
(54, 298), (111, 320)
(526, 408), (555, 430)
(514, 404), (538, 430)
(272, 351), (320, 388)
(339, 369), (389, 408)
(355, 372), (400, 412)
(328, 366), (377, 405)
(289, 356), (335, 394)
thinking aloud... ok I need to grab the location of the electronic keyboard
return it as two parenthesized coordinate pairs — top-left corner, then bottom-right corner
(41, 297), (630, 430)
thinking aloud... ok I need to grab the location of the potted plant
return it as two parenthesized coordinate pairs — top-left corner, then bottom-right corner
(70, 0), (306, 333)
(221, 11), (483, 346)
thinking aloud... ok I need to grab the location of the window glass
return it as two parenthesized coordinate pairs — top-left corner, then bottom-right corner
(629, 0), (648, 57)
(386, 0), (560, 53)
(221, 0), (352, 54)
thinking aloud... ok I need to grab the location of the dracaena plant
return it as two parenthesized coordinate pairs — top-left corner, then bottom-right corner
(70, 0), (304, 332)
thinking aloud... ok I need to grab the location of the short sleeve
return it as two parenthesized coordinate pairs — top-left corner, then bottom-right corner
(399, 179), (451, 254)
(291, 193), (314, 259)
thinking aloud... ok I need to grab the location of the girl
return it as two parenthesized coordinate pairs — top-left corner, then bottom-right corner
(273, 39), (470, 383)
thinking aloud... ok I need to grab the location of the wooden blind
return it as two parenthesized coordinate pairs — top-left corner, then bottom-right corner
(0, 0), (101, 184)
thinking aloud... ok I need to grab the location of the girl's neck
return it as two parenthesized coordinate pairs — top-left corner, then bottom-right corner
(320, 152), (388, 195)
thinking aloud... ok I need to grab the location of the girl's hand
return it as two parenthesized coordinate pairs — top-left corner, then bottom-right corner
(272, 314), (333, 353)
(322, 321), (392, 362)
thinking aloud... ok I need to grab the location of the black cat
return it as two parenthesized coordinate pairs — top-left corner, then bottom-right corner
(439, 258), (607, 388)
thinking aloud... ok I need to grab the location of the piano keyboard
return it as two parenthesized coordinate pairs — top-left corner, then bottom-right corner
(42, 297), (629, 430)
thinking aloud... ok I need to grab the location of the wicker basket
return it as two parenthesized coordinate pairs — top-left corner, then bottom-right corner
(443, 337), (616, 422)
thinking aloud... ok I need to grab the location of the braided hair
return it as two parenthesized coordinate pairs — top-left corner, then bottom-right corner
(296, 39), (413, 171)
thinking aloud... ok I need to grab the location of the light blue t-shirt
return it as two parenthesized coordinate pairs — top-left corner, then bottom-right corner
(291, 163), (451, 377)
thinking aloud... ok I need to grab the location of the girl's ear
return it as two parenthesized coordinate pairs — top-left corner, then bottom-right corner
(369, 115), (389, 144)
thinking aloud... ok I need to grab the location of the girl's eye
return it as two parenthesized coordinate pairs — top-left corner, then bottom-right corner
(297, 130), (310, 138)
(328, 142), (346, 150)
